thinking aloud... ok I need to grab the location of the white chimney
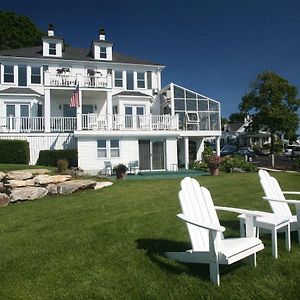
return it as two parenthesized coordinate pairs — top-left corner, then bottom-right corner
(48, 24), (54, 37)
(98, 28), (106, 40)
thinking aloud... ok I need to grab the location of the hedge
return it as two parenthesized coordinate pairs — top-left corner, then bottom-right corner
(0, 139), (30, 164)
(36, 149), (78, 167)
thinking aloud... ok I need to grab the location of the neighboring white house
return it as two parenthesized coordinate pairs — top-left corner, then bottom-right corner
(0, 25), (221, 174)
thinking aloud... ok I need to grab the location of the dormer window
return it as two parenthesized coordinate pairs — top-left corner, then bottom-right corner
(100, 47), (107, 59)
(49, 43), (56, 55)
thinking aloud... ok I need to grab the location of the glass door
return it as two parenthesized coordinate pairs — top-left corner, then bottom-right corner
(139, 140), (151, 170)
(20, 104), (29, 131)
(6, 104), (15, 130)
(152, 141), (165, 170)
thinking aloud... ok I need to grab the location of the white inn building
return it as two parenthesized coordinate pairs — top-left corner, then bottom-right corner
(0, 25), (221, 174)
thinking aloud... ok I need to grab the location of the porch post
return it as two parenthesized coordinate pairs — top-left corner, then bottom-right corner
(107, 91), (112, 130)
(77, 89), (82, 130)
(44, 88), (51, 132)
(184, 136), (189, 170)
(216, 136), (221, 156)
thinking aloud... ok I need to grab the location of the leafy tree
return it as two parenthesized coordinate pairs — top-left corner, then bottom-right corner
(229, 112), (246, 123)
(239, 71), (300, 153)
(0, 11), (44, 50)
(221, 117), (229, 127)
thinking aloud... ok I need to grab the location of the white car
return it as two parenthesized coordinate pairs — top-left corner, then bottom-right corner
(284, 145), (296, 157)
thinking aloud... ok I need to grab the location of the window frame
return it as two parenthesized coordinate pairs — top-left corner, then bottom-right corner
(114, 70), (123, 88)
(49, 43), (56, 55)
(100, 46), (107, 59)
(97, 140), (107, 158)
(110, 140), (120, 158)
(137, 72), (146, 89)
(97, 139), (120, 158)
(31, 66), (41, 84)
(3, 65), (14, 83)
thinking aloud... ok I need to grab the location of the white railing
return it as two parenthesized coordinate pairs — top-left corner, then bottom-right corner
(50, 117), (77, 132)
(0, 117), (44, 132)
(48, 74), (78, 87)
(81, 76), (108, 88)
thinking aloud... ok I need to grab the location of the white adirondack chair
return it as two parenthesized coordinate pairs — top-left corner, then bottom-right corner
(165, 177), (264, 286)
(259, 169), (300, 245)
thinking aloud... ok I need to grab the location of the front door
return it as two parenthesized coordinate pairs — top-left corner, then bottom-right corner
(139, 140), (150, 170)
(139, 140), (165, 171)
(152, 141), (165, 170)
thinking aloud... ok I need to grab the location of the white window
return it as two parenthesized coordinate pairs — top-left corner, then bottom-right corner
(137, 72), (145, 88)
(114, 71), (123, 87)
(4, 65), (14, 83)
(97, 140), (107, 157)
(97, 139), (120, 158)
(49, 43), (56, 55)
(100, 46), (107, 59)
(31, 67), (41, 84)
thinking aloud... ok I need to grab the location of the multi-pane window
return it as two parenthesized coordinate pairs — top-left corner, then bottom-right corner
(4, 65), (14, 83)
(100, 47), (107, 59)
(137, 72), (145, 88)
(49, 43), (56, 55)
(97, 140), (107, 158)
(31, 67), (41, 84)
(97, 140), (120, 158)
(146, 71), (152, 89)
(114, 71), (123, 87)
(110, 140), (120, 157)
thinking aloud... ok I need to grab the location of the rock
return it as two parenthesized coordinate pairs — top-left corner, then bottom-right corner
(34, 175), (53, 185)
(6, 171), (33, 181)
(46, 183), (58, 195)
(6, 179), (35, 188)
(0, 171), (6, 180)
(0, 193), (10, 207)
(57, 180), (96, 195)
(50, 175), (71, 184)
(10, 187), (48, 202)
(18, 169), (51, 175)
(94, 181), (113, 190)
(0, 182), (6, 192)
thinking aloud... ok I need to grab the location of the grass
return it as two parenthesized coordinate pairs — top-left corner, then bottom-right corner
(0, 170), (299, 299)
(0, 164), (55, 173)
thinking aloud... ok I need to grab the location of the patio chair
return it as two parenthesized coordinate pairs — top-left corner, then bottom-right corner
(165, 177), (264, 286)
(104, 161), (112, 175)
(259, 169), (300, 245)
(128, 160), (139, 175)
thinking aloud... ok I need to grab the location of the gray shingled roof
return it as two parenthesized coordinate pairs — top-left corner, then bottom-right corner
(113, 91), (151, 97)
(0, 87), (42, 96)
(0, 46), (163, 66)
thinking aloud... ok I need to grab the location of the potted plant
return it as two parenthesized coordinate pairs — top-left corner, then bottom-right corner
(206, 154), (223, 176)
(113, 163), (128, 179)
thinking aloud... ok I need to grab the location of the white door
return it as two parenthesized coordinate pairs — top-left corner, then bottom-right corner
(125, 105), (145, 129)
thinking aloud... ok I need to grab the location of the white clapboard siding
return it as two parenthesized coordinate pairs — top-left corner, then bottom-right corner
(0, 133), (76, 165)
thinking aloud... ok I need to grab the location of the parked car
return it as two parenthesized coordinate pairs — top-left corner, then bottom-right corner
(220, 145), (237, 157)
(254, 147), (270, 156)
(284, 145), (297, 157)
(235, 148), (256, 162)
(292, 146), (300, 159)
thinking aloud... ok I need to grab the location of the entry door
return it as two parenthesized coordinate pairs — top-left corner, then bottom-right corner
(125, 106), (145, 129)
(152, 141), (165, 170)
(139, 140), (150, 170)
(6, 104), (16, 130)
(20, 104), (30, 130)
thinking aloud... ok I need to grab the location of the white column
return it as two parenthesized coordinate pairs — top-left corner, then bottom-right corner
(216, 136), (221, 156)
(196, 138), (205, 161)
(77, 89), (82, 130)
(106, 90), (112, 130)
(184, 136), (189, 170)
(44, 88), (51, 132)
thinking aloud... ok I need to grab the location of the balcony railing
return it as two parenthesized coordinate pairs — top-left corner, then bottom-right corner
(0, 115), (179, 133)
(45, 72), (112, 89)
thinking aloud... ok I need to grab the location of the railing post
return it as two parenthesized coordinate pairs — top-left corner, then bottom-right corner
(44, 88), (51, 132)
(9, 115), (13, 131)
(77, 89), (82, 130)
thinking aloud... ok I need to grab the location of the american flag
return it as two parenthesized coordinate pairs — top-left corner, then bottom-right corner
(70, 84), (80, 107)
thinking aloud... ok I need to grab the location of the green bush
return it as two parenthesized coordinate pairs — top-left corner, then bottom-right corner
(192, 161), (208, 171)
(57, 159), (69, 173)
(37, 149), (78, 167)
(292, 158), (300, 171)
(221, 155), (257, 172)
(0, 139), (30, 164)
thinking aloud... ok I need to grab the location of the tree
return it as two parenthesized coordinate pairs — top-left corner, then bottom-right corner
(239, 71), (300, 153)
(0, 11), (44, 50)
(229, 112), (246, 123)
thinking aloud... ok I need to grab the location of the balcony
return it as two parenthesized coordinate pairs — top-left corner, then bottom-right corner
(0, 115), (179, 133)
(44, 72), (112, 89)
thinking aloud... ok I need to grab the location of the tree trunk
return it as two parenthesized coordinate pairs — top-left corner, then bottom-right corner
(270, 132), (275, 168)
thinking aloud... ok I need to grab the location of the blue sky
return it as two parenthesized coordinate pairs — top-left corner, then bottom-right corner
(1, 0), (300, 118)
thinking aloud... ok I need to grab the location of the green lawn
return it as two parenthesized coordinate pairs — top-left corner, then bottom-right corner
(0, 171), (299, 299)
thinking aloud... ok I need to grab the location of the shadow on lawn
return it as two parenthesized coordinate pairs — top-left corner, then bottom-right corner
(136, 238), (244, 282)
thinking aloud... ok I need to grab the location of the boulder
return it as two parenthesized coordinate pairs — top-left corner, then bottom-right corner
(6, 179), (35, 188)
(0, 193), (10, 207)
(34, 175), (53, 185)
(0, 182), (6, 192)
(46, 183), (58, 195)
(94, 181), (113, 190)
(10, 186), (48, 202)
(57, 180), (96, 195)
(0, 171), (6, 181)
(19, 169), (51, 175)
(50, 175), (71, 184)
(6, 171), (33, 181)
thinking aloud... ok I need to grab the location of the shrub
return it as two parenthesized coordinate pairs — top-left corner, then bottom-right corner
(57, 159), (69, 173)
(37, 149), (78, 167)
(221, 155), (257, 172)
(0, 139), (30, 164)
(292, 158), (300, 171)
(192, 161), (208, 172)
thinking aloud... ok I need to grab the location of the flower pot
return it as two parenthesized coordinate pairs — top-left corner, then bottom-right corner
(209, 167), (219, 176)
(116, 172), (126, 180)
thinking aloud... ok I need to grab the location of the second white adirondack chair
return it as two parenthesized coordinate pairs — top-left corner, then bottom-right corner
(165, 177), (264, 286)
(259, 169), (300, 245)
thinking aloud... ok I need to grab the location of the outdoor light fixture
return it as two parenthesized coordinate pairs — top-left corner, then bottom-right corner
(94, 104), (97, 110)
(59, 104), (62, 110)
